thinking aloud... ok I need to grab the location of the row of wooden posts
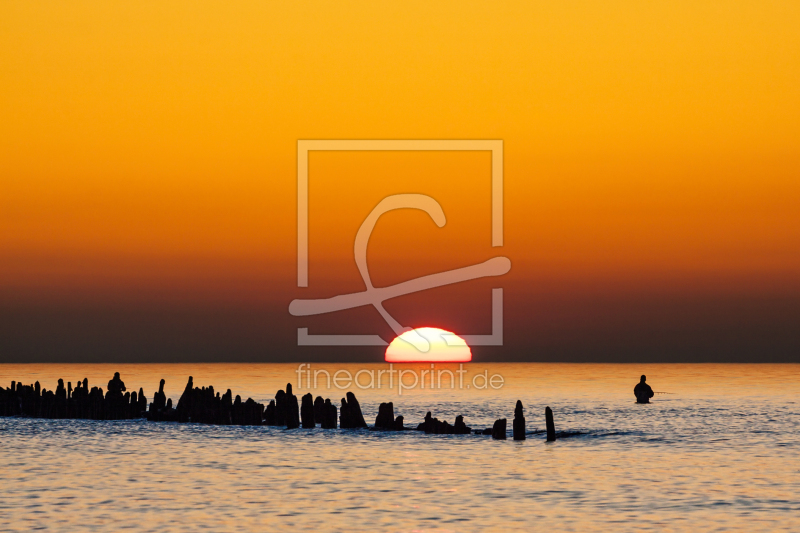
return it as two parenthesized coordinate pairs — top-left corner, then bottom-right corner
(1, 373), (558, 441)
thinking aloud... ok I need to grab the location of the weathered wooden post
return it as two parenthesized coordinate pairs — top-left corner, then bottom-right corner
(340, 392), (367, 429)
(323, 398), (337, 429)
(301, 393), (315, 428)
(374, 402), (395, 429)
(313, 396), (325, 424)
(492, 418), (507, 440)
(285, 383), (300, 429)
(545, 406), (556, 442)
(513, 400), (525, 440)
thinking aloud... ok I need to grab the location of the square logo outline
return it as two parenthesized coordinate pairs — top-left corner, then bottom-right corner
(296, 139), (504, 346)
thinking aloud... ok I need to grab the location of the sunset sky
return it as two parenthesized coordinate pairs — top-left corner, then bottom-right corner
(1, 1), (798, 362)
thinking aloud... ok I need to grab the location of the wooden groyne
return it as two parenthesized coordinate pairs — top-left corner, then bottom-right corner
(1, 372), (559, 440)
(0, 373), (146, 421)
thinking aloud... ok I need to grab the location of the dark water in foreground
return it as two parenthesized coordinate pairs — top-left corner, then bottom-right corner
(1, 363), (799, 532)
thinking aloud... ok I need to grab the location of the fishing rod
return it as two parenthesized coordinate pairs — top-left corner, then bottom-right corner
(653, 391), (674, 394)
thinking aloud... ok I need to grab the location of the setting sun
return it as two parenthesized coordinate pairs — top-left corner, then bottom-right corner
(385, 327), (472, 363)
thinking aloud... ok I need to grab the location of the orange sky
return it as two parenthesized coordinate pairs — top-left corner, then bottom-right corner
(1, 1), (799, 362)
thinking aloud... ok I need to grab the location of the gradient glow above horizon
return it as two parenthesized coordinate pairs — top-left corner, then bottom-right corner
(1, 1), (799, 362)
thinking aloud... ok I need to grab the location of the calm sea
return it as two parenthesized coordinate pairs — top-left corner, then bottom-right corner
(1, 363), (798, 532)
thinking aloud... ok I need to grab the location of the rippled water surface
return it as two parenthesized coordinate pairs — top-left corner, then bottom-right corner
(1, 363), (799, 532)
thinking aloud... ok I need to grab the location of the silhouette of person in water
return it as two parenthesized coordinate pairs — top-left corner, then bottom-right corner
(107, 372), (126, 396)
(634, 375), (654, 403)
